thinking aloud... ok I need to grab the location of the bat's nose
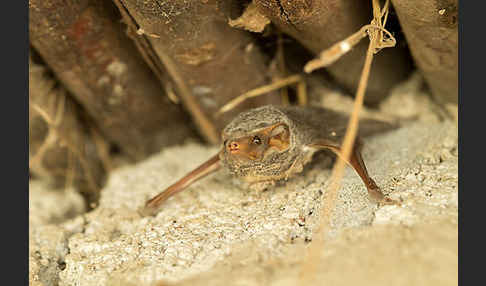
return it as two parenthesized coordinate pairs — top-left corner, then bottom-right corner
(228, 141), (240, 152)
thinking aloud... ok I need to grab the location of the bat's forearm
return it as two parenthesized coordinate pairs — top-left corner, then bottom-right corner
(142, 152), (221, 215)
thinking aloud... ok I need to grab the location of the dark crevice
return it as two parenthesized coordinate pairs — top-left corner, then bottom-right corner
(30, 45), (109, 213)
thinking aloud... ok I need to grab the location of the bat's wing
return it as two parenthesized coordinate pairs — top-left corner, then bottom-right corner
(306, 138), (395, 204)
(358, 118), (399, 138)
(140, 152), (222, 216)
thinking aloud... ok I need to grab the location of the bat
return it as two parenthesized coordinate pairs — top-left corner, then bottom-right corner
(142, 105), (395, 215)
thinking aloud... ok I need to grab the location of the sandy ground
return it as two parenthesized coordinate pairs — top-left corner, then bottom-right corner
(29, 74), (458, 286)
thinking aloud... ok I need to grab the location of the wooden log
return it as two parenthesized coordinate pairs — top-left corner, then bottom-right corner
(29, 52), (106, 205)
(391, 0), (458, 104)
(254, 0), (413, 105)
(112, 0), (280, 143)
(29, 0), (195, 160)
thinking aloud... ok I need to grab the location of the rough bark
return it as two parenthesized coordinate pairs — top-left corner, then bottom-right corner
(391, 0), (458, 104)
(254, 0), (413, 105)
(29, 52), (106, 204)
(113, 0), (280, 144)
(29, 0), (195, 160)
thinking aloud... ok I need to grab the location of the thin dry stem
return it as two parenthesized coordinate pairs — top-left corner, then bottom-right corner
(88, 125), (113, 172)
(29, 94), (65, 168)
(277, 32), (290, 106)
(65, 148), (75, 190)
(136, 28), (160, 39)
(299, 0), (394, 283)
(216, 74), (303, 116)
(304, 9), (396, 73)
(29, 130), (58, 168)
(113, 0), (168, 86)
(304, 27), (368, 73)
(164, 82), (180, 104)
(156, 47), (220, 144)
(280, 88), (290, 106)
(296, 80), (308, 106)
(66, 139), (100, 192)
(31, 104), (55, 126)
(30, 90), (100, 193)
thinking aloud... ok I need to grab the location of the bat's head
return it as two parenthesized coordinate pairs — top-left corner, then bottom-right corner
(220, 105), (300, 182)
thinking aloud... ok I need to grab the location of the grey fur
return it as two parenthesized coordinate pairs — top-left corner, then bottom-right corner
(219, 105), (357, 186)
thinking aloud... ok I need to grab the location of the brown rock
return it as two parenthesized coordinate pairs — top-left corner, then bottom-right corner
(29, 0), (194, 160)
(254, 0), (413, 105)
(391, 0), (458, 104)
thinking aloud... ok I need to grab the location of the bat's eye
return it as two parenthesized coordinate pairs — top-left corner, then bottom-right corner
(252, 135), (262, 145)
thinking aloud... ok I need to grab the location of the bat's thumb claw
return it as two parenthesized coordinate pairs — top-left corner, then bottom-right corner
(378, 196), (400, 206)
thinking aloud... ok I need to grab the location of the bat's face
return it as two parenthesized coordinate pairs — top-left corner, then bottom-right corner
(220, 106), (299, 182)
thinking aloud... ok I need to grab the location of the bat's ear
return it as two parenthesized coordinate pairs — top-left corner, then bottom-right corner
(267, 123), (290, 152)
(270, 124), (289, 137)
